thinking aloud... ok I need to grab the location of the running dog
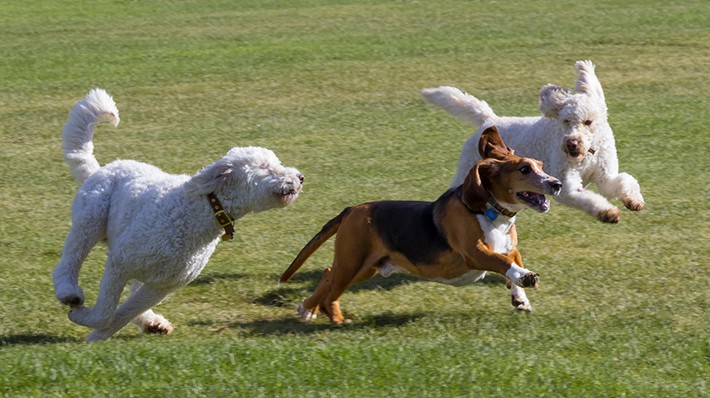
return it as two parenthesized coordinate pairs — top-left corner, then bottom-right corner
(280, 126), (561, 324)
(422, 60), (644, 223)
(54, 88), (304, 341)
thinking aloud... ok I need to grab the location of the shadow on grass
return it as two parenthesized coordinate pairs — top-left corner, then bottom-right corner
(0, 333), (79, 346)
(190, 272), (247, 286)
(257, 269), (507, 308)
(214, 312), (426, 336)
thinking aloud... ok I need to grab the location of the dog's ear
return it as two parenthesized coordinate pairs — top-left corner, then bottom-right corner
(478, 126), (514, 160)
(461, 160), (493, 211)
(539, 84), (571, 119)
(185, 159), (234, 197)
(574, 60), (606, 102)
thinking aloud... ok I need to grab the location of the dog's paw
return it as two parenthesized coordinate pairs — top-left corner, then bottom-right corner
(141, 317), (174, 335)
(511, 295), (533, 312)
(598, 207), (621, 223)
(55, 286), (85, 307)
(506, 264), (539, 288)
(297, 303), (317, 321)
(622, 196), (645, 211)
(68, 306), (111, 329)
(520, 273), (540, 288)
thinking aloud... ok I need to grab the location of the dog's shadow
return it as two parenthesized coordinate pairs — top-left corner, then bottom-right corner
(256, 269), (507, 308)
(196, 312), (426, 336)
(254, 269), (424, 308)
(0, 334), (79, 346)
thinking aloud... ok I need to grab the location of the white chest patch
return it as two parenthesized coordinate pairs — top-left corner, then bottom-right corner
(476, 214), (515, 254)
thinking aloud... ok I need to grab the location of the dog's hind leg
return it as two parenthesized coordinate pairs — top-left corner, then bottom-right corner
(53, 219), (107, 306)
(68, 261), (128, 330)
(299, 268), (332, 321)
(86, 283), (171, 342)
(54, 180), (113, 306)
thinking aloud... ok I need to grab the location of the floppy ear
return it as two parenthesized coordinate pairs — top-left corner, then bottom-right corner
(478, 126), (514, 160)
(539, 84), (571, 119)
(461, 161), (493, 211)
(185, 158), (234, 197)
(574, 60), (606, 102)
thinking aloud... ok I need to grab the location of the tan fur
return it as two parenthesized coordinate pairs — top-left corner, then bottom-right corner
(282, 126), (560, 324)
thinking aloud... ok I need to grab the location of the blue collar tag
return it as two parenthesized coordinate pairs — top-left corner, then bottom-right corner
(485, 208), (498, 222)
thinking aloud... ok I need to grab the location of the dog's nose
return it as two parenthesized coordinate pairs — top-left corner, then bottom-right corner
(549, 179), (562, 194)
(298, 173), (305, 184)
(566, 139), (579, 151)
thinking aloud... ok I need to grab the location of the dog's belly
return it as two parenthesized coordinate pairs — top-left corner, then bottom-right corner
(433, 270), (487, 286)
(377, 261), (487, 287)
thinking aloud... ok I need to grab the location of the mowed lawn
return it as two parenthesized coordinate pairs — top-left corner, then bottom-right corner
(0, 0), (707, 396)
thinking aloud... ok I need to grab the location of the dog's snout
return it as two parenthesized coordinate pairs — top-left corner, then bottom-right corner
(566, 139), (579, 151)
(298, 173), (305, 184)
(548, 179), (562, 195)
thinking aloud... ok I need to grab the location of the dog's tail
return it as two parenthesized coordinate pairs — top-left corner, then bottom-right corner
(62, 88), (120, 185)
(280, 207), (352, 283)
(421, 86), (497, 127)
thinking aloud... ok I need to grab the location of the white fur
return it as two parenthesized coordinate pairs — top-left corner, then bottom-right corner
(476, 214), (515, 254)
(505, 263), (533, 287)
(509, 284), (532, 312)
(53, 88), (303, 341)
(422, 60), (645, 222)
(433, 270), (487, 287)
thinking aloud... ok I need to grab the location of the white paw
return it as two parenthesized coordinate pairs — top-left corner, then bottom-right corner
(297, 303), (317, 321)
(510, 284), (533, 312)
(505, 264), (540, 288)
(85, 329), (111, 342)
(68, 306), (111, 329)
(141, 315), (174, 335)
(55, 284), (85, 307)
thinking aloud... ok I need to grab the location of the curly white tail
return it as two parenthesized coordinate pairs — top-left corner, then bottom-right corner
(421, 86), (497, 127)
(62, 88), (120, 184)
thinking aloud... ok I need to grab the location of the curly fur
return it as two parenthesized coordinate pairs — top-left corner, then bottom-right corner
(53, 89), (304, 341)
(422, 60), (645, 223)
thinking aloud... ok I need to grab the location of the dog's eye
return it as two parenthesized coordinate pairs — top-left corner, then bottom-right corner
(520, 165), (532, 175)
(584, 120), (593, 126)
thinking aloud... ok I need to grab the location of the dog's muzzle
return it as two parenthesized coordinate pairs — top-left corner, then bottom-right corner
(547, 179), (562, 196)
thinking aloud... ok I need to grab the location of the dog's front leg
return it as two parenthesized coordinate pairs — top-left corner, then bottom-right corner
(557, 171), (621, 223)
(596, 172), (645, 212)
(506, 248), (533, 312)
(465, 240), (540, 288)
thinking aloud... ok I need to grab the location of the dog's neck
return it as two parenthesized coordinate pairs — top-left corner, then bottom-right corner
(206, 192), (236, 241)
(484, 197), (517, 221)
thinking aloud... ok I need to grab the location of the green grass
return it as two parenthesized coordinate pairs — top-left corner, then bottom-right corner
(1, 0), (708, 396)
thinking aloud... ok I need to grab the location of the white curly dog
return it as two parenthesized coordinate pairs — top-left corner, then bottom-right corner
(422, 60), (645, 223)
(53, 88), (304, 341)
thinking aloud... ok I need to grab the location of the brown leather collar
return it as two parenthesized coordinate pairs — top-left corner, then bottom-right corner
(207, 192), (235, 241)
(487, 197), (517, 218)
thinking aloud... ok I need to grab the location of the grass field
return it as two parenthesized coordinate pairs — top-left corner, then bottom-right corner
(1, 0), (708, 396)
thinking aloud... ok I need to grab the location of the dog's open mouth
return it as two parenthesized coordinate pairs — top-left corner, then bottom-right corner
(275, 187), (301, 206)
(517, 191), (550, 213)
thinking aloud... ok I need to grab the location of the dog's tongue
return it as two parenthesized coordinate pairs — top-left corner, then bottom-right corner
(520, 192), (550, 212)
(537, 196), (551, 212)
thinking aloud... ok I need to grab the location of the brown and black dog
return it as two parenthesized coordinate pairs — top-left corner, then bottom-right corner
(281, 126), (562, 324)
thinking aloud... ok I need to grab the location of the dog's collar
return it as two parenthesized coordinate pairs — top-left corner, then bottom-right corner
(207, 192), (235, 241)
(485, 197), (517, 221)
(588, 147), (596, 155)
